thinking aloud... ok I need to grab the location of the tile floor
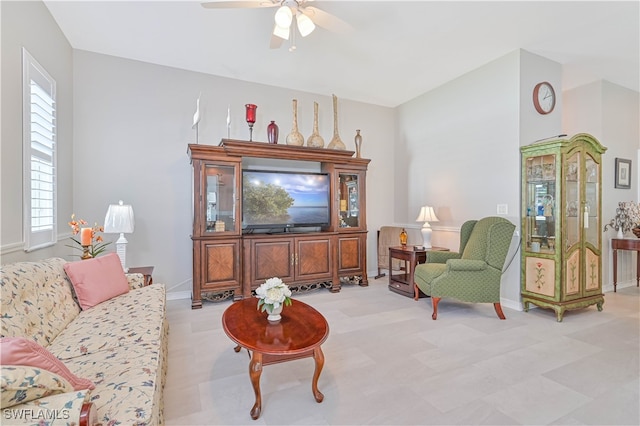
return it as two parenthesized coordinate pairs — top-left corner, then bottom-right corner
(164, 279), (639, 425)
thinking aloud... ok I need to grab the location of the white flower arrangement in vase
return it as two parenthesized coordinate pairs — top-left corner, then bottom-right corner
(255, 277), (292, 322)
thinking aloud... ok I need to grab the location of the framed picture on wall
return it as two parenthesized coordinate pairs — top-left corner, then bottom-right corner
(614, 158), (631, 189)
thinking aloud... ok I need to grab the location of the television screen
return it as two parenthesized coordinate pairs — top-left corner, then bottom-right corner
(242, 170), (331, 230)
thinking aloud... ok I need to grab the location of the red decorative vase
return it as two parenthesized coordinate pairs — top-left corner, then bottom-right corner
(267, 120), (279, 144)
(633, 227), (640, 238)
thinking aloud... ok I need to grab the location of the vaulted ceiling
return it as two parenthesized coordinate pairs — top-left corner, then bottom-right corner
(44, 0), (639, 107)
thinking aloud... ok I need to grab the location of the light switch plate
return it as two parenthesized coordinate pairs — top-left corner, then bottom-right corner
(497, 204), (508, 215)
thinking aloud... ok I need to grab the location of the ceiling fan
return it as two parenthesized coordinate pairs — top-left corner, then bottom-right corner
(201, 1), (352, 50)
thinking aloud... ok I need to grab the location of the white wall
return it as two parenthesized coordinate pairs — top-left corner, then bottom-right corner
(72, 50), (395, 296)
(0, 0), (74, 264)
(564, 80), (640, 290)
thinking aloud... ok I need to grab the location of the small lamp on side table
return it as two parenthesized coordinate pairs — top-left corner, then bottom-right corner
(104, 200), (135, 272)
(416, 206), (439, 249)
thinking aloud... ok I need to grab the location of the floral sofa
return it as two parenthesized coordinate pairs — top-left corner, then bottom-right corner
(1, 255), (169, 425)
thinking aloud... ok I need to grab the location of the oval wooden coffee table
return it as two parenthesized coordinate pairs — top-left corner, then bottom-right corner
(222, 298), (329, 420)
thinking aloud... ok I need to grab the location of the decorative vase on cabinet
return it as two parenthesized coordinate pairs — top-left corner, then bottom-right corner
(307, 102), (324, 148)
(267, 121), (279, 144)
(286, 99), (304, 146)
(520, 133), (607, 322)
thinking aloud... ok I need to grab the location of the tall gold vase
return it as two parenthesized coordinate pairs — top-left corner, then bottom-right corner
(327, 94), (346, 150)
(307, 102), (324, 148)
(286, 99), (304, 146)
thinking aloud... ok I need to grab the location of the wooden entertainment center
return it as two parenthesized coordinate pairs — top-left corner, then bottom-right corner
(188, 140), (370, 309)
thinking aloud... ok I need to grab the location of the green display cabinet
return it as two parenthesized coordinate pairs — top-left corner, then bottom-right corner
(520, 133), (607, 321)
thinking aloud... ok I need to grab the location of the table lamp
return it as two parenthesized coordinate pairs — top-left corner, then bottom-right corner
(104, 200), (135, 271)
(416, 206), (439, 248)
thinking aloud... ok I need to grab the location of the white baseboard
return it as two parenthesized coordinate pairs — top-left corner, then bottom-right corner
(166, 291), (190, 301)
(603, 279), (637, 293)
(501, 297), (523, 312)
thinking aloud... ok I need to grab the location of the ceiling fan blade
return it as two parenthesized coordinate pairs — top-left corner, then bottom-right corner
(270, 33), (286, 49)
(201, 1), (278, 9)
(300, 6), (353, 33)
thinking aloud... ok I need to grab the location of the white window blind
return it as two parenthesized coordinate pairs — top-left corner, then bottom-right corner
(23, 48), (57, 251)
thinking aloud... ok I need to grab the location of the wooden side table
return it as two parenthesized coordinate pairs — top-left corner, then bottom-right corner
(388, 246), (449, 298)
(612, 238), (640, 292)
(128, 266), (154, 286)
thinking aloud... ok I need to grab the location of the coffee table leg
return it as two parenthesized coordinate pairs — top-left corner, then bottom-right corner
(311, 346), (325, 403)
(249, 352), (263, 420)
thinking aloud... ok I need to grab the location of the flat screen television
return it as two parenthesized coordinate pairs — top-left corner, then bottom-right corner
(242, 169), (331, 231)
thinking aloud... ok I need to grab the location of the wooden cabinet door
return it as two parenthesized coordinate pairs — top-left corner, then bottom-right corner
(337, 234), (363, 273)
(295, 236), (332, 281)
(250, 238), (295, 285)
(192, 238), (241, 308)
(202, 240), (241, 288)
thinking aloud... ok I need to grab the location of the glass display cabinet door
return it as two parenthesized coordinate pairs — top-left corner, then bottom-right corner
(565, 152), (580, 251)
(204, 164), (236, 233)
(584, 154), (600, 247)
(338, 173), (360, 228)
(525, 154), (557, 254)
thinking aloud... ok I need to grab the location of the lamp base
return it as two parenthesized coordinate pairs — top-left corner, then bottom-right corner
(115, 233), (128, 272)
(421, 224), (433, 249)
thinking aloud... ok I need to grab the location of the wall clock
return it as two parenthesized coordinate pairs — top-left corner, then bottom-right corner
(533, 82), (556, 114)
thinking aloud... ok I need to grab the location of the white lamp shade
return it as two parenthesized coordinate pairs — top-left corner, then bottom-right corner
(273, 23), (290, 40)
(416, 206), (439, 223)
(296, 13), (315, 37)
(104, 200), (135, 234)
(274, 6), (293, 28)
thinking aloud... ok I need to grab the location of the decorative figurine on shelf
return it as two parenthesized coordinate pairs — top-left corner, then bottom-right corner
(192, 92), (201, 144)
(354, 129), (363, 158)
(226, 104), (231, 139)
(245, 104), (257, 141)
(267, 120), (279, 144)
(400, 228), (408, 247)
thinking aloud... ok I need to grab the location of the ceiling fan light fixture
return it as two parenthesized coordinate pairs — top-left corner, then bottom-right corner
(273, 23), (290, 40)
(296, 13), (315, 37)
(274, 6), (293, 28)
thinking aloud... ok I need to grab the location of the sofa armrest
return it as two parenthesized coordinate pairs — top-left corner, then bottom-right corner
(3, 390), (93, 425)
(446, 259), (487, 271)
(427, 251), (460, 264)
(126, 273), (145, 290)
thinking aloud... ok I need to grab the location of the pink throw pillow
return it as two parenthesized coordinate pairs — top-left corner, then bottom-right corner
(0, 337), (94, 391)
(64, 252), (129, 310)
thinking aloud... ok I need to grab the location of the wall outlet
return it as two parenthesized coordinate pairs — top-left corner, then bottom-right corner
(497, 204), (508, 215)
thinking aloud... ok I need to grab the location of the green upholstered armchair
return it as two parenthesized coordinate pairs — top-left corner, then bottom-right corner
(414, 216), (516, 320)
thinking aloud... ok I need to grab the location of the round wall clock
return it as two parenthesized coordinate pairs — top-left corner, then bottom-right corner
(533, 82), (556, 114)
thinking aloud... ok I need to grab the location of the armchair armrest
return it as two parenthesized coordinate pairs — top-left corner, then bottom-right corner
(126, 272), (145, 290)
(446, 259), (487, 271)
(427, 251), (460, 264)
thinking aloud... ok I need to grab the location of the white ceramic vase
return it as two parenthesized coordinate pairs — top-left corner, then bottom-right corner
(617, 228), (624, 239)
(266, 304), (283, 322)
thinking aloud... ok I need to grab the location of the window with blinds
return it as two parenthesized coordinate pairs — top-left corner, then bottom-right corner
(23, 48), (57, 251)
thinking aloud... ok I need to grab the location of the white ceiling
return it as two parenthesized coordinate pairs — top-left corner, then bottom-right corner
(43, 0), (639, 107)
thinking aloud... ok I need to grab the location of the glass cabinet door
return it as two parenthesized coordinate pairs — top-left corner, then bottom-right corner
(565, 152), (580, 251)
(338, 173), (360, 228)
(584, 154), (600, 247)
(525, 154), (557, 254)
(205, 164), (236, 233)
